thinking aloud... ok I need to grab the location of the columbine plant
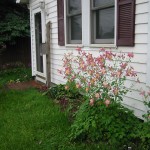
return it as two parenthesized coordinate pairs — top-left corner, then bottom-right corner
(140, 90), (150, 121)
(58, 48), (137, 107)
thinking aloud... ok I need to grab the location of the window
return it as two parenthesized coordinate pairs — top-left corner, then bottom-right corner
(66, 0), (82, 44)
(57, 0), (135, 47)
(91, 0), (115, 44)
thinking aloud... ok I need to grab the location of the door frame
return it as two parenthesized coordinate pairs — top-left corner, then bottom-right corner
(32, 7), (47, 82)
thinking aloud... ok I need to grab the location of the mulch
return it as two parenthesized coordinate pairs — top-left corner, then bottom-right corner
(7, 80), (48, 91)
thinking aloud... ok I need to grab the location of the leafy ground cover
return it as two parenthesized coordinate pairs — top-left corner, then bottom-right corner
(0, 65), (31, 86)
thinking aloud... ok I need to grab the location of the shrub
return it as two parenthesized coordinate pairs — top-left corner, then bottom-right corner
(134, 122), (150, 150)
(57, 48), (150, 148)
(69, 100), (140, 147)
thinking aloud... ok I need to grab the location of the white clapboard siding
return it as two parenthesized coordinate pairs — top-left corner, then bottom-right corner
(136, 0), (148, 4)
(29, 0), (150, 119)
(136, 3), (148, 14)
(135, 13), (148, 24)
(135, 34), (148, 44)
(122, 103), (145, 118)
(135, 24), (148, 34)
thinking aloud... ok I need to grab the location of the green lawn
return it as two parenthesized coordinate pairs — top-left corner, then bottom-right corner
(0, 67), (118, 150)
(0, 88), (111, 150)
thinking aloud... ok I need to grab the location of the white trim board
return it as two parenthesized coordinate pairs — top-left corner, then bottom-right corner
(32, 7), (47, 79)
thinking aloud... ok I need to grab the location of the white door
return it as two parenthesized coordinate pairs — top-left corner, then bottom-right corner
(33, 8), (47, 83)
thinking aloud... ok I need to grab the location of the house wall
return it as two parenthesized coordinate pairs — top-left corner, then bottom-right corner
(29, 0), (149, 119)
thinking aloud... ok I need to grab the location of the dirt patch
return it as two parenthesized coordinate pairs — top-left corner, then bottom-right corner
(7, 80), (47, 91)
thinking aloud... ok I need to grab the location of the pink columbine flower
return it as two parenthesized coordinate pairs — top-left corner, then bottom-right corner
(120, 63), (127, 69)
(71, 75), (76, 80)
(88, 82), (91, 87)
(82, 51), (86, 56)
(131, 71), (137, 77)
(90, 99), (94, 106)
(116, 70), (122, 78)
(128, 52), (134, 58)
(126, 68), (132, 76)
(103, 82), (108, 88)
(76, 83), (81, 89)
(86, 87), (89, 92)
(140, 90), (146, 96)
(99, 48), (105, 51)
(76, 47), (82, 52)
(65, 67), (71, 75)
(95, 93), (100, 99)
(104, 99), (111, 107)
(57, 69), (62, 74)
(147, 91), (150, 96)
(113, 88), (119, 95)
(65, 85), (69, 90)
(101, 69), (106, 75)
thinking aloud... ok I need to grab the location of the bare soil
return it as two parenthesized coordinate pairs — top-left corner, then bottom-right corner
(7, 80), (47, 91)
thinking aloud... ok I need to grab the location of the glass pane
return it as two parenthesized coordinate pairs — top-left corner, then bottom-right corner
(69, 0), (81, 14)
(96, 7), (114, 39)
(35, 12), (43, 73)
(94, 0), (114, 7)
(71, 15), (82, 40)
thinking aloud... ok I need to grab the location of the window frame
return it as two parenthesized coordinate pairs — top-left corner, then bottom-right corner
(91, 0), (115, 44)
(66, 0), (82, 44)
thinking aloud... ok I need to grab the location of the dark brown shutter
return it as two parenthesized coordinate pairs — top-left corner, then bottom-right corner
(117, 0), (135, 46)
(57, 0), (65, 46)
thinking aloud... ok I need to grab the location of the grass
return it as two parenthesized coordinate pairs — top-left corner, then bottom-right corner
(0, 88), (112, 150)
(0, 67), (116, 149)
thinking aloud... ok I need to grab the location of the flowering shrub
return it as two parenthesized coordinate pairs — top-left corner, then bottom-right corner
(59, 48), (137, 106)
(140, 90), (150, 121)
(56, 48), (150, 148)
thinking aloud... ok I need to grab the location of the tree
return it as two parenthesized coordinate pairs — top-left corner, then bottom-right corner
(0, 0), (30, 49)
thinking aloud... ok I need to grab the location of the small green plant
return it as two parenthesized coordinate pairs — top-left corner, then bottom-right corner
(44, 81), (83, 118)
(139, 90), (150, 121)
(0, 63), (31, 86)
(130, 89), (150, 150)
(45, 81), (81, 100)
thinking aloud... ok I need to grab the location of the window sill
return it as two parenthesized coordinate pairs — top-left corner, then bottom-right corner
(90, 44), (117, 48)
(65, 44), (84, 48)
(64, 44), (117, 49)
